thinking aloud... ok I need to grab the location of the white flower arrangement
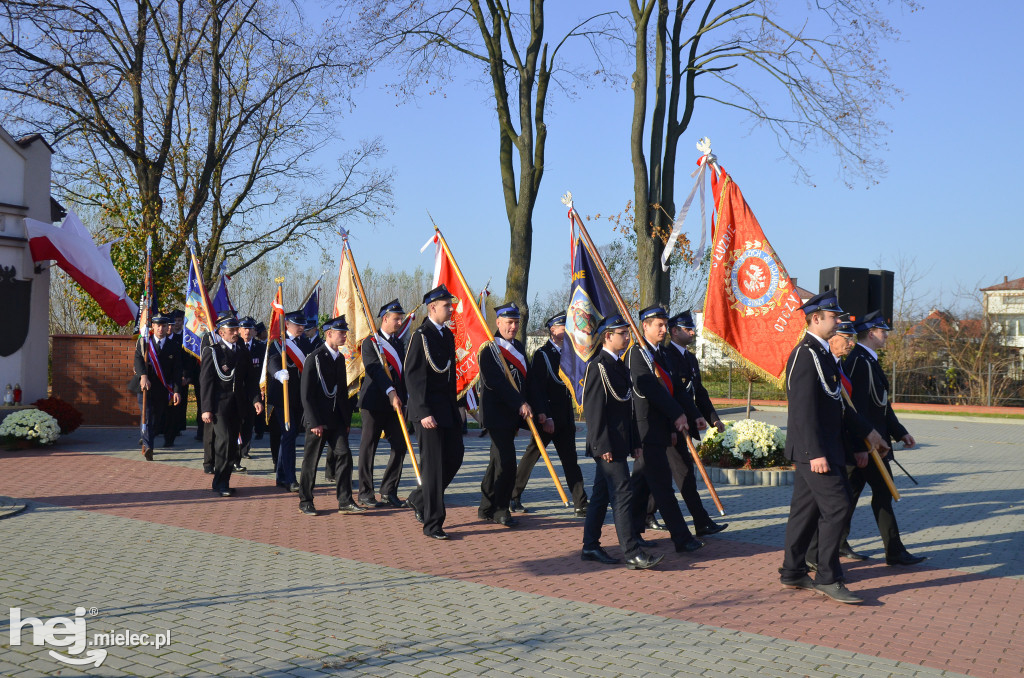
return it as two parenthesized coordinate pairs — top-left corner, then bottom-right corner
(699, 419), (787, 469)
(0, 409), (61, 446)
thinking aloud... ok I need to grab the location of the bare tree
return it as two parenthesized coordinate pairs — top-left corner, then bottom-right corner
(627, 0), (915, 306)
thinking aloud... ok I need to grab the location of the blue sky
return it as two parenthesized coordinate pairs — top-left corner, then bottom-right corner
(319, 1), (1024, 313)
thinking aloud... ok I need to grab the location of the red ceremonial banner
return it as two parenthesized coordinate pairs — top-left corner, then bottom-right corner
(703, 166), (804, 384)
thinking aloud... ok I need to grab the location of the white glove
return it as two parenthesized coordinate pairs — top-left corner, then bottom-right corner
(274, 369), (289, 383)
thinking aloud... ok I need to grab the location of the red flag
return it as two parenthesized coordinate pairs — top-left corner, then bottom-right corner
(702, 164), (804, 384)
(267, 286), (284, 343)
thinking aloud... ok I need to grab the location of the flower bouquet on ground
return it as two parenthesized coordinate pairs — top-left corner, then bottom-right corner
(0, 409), (61, 449)
(32, 397), (84, 434)
(699, 419), (788, 469)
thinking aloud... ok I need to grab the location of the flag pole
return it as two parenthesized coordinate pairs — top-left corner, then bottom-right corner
(840, 388), (899, 501)
(342, 236), (422, 485)
(275, 277), (291, 432)
(140, 236), (152, 458)
(431, 223), (570, 507)
(564, 195), (726, 516)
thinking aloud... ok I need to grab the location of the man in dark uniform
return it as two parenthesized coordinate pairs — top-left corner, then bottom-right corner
(304, 319), (323, 351)
(626, 305), (705, 553)
(199, 315), (262, 497)
(477, 303), (533, 528)
(779, 290), (885, 604)
(132, 315), (183, 460)
(298, 316), (360, 515)
(510, 313), (588, 516)
(403, 285), (466, 540)
(357, 299), (409, 509)
(237, 317), (264, 461)
(267, 311), (310, 492)
(253, 322), (268, 441)
(164, 309), (188, 438)
(645, 310), (728, 537)
(200, 315), (230, 474)
(581, 314), (662, 570)
(844, 310), (924, 566)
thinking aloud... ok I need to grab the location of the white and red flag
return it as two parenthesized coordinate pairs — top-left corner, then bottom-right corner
(332, 245), (373, 396)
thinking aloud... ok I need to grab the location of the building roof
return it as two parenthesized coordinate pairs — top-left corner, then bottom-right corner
(981, 276), (1024, 292)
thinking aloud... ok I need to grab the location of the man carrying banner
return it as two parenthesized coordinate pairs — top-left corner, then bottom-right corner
(131, 315), (183, 460)
(644, 310), (729, 537)
(626, 305), (705, 554)
(200, 315), (262, 497)
(357, 299), (409, 509)
(403, 285), (465, 540)
(582, 314), (662, 570)
(511, 313), (588, 516)
(779, 291), (886, 604)
(267, 311), (310, 493)
(298, 315), (359, 515)
(477, 303), (533, 528)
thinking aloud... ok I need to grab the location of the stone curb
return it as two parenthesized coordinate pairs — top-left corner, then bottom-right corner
(710, 466), (794, 486)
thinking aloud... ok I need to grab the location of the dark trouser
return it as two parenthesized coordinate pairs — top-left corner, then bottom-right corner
(238, 404), (256, 460)
(193, 383), (204, 438)
(203, 407), (216, 468)
(405, 423), (465, 535)
(254, 405), (266, 437)
(631, 444), (694, 547)
(478, 425), (518, 521)
(847, 457), (903, 556)
(268, 408), (281, 467)
(168, 383), (187, 434)
(513, 420), (588, 509)
(645, 440), (713, 529)
(210, 397), (241, 493)
(274, 406), (301, 485)
(781, 461), (853, 585)
(298, 425), (353, 508)
(357, 407), (407, 502)
(583, 455), (639, 558)
(136, 390), (170, 451)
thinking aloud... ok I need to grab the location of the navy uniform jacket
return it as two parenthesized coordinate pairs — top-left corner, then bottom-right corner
(626, 342), (685, 447)
(784, 334), (872, 468)
(266, 335), (310, 412)
(300, 344), (351, 430)
(199, 341), (259, 413)
(668, 342), (719, 436)
(843, 343), (907, 456)
(527, 341), (575, 425)
(583, 349), (640, 460)
(404, 319), (460, 428)
(240, 339), (266, 388)
(479, 339), (527, 430)
(132, 336), (183, 397)
(357, 332), (407, 413)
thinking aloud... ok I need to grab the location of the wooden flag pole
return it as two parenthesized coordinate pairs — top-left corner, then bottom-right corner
(276, 277), (291, 432)
(840, 388), (899, 501)
(342, 240), (422, 485)
(565, 198), (726, 515)
(140, 236), (152, 459)
(432, 224), (570, 507)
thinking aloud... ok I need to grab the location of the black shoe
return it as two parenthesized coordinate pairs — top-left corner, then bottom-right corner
(288, 483), (300, 493)
(255, 433), (264, 440)
(573, 506), (588, 518)
(645, 518), (668, 532)
(509, 497), (527, 513)
(839, 542), (870, 560)
(384, 493), (403, 508)
(781, 574), (816, 591)
(636, 535), (659, 549)
(142, 448), (154, 461)
(625, 551), (664, 570)
(359, 496), (384, 508)
(886, 550), (926, 566)
(494, 514), (519, 527)
(695, 521), (728, 537)
(478, 428), (488, 437)
(407, 503), (424, 524)
(219, 488), (236, 498)
(232, 463), (247, 473)
(241, 452), (252, 459)
(581, 547), (619, 564)
(276, 481), (291, 490)
(338, 503), (368, 514)
(325, 474), (336, 483)
(427, 529), (450, 540)
(203, 465), (214, 474)
(299, 504), (317, 515)
(675, 538), (705, 553)
(163, 438), (175, 448)
(814, 581), (863, 604)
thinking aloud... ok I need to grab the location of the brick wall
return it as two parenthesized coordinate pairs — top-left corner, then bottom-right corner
(51, 334), (138, 426)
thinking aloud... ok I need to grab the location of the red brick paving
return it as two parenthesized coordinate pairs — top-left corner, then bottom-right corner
(3, 448), (1021, 677)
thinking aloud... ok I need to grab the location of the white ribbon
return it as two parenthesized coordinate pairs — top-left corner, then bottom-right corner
(661, 137), (720, 272)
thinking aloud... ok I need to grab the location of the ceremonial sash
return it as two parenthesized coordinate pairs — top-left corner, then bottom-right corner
(495, 337), (527, 376)
(146, 337), (174, 401)
(284, 337), (306, 374)
(371, 335), (402, 378)
(653, 359), (674, 396)
(838, 363), (853, 396)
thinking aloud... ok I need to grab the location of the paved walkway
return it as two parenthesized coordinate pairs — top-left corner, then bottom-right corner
(1, 410), (1022, 677)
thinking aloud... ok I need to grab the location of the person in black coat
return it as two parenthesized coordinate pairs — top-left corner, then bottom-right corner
(581, 314), (663, 570)
(644, 310), (728, 537)
(253, 322), (268, 440)
(779, 291), (885, 604)
(403, 285), (466, 540)
(131, 315), (183, 459)
(165, 309), (189, 437)
(266, 311), (311, 492)
(477, 303), (534, 527)
(236, 316), (265, 461)
(843, 311), (924, 566)
(626, 305), (704, 553)
(199, 315), (262, 497)
(356, 299), (409, 508)
(297, 316), (358, 515)
(511, 313), (588, 515)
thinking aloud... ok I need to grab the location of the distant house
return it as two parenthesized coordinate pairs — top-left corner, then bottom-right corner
(982, 275), (1024, 350)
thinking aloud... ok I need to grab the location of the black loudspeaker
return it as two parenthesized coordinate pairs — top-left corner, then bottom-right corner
(868, 270), (895, 325)
(818, 267), (870, 322)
